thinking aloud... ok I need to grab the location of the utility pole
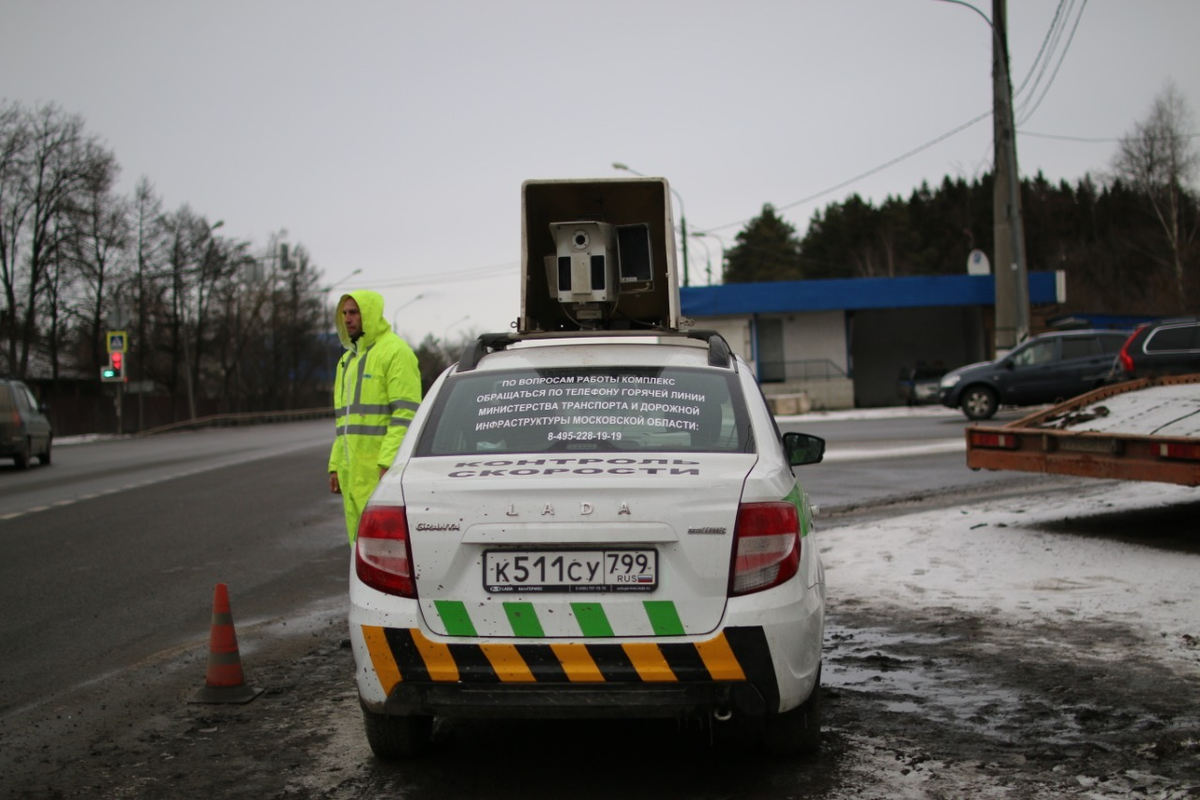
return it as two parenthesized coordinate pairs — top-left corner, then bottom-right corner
(990, 0), (1030, 353)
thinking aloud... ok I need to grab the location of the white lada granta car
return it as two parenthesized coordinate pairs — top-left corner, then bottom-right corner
(350, 330), (826, 758)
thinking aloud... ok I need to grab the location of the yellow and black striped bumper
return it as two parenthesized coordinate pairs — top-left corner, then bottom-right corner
(360, 625), (781, 718)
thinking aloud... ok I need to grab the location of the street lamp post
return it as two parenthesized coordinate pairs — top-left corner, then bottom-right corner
(443, 314), (471, 341)
(391, 293), (425, 333)
(938, 0), (1030, 353)
(691, 231), (727, 285)
(325, 268), (362, 293)
(612, 162), (690, 287)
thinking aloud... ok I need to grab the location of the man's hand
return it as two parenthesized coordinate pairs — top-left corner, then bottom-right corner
(329, 472), (341, 494)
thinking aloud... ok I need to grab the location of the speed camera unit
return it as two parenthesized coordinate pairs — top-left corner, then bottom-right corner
(521, 178), (679, 333)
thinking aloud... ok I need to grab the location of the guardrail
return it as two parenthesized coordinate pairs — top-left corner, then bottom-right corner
(135, 407), (332, 437)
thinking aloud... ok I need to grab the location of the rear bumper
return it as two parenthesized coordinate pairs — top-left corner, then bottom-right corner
(352, 618), (820, 721)
(374, 679), (769, 720)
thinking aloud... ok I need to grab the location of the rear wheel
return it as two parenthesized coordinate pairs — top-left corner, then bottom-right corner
(13, 438), (30, 470)
(763, 667), (822, 756)
(362, 708), (433, 760)
(39, 437), (52, 466)
(961, 385), (998, 420)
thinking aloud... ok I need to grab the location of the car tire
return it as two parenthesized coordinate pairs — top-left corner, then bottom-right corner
(13, 438), (31, 470)
(961, 386), (998, 420)
(39, 438), (52, 466)
(362, 708), (433, 760)
(762, 666), (822, 756)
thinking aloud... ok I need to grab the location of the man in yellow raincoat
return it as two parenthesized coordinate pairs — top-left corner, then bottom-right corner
(328, 290), (422, 543)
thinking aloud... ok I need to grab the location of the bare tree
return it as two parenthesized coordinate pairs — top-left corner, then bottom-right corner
(1111, 82), (1199, 310)
(64, 143), (126, 379)
(0, 102), (116, 376)
(160, 206), (223, 419)
(0, 100), (32, 375)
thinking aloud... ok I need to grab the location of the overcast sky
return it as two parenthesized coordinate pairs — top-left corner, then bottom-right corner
(4, 1), (1198, 346)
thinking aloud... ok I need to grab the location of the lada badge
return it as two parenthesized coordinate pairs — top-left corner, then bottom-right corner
(503, 502), (633, 517)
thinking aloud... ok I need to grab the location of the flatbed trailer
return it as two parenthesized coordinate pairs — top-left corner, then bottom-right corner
(964, 374), (1200, 486)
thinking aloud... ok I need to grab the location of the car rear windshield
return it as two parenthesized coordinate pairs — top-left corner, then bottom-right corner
(1145, 323), (1199, 352)
(415, 366), (751, 456)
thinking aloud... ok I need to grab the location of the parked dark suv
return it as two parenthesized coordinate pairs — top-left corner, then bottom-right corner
(1110, 316), (1200, 382)
(0, 378), (53, 469)
(938, 330), (1129, 420)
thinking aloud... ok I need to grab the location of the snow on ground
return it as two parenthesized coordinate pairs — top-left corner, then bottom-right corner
(818, 478), (1200, 670)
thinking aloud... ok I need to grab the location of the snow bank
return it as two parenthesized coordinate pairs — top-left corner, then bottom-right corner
(819, 479), (1200, 669)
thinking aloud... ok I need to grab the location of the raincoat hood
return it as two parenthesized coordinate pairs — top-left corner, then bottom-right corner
(335, 290), (391, 350)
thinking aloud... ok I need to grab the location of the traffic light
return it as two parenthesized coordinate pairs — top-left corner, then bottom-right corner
(101, 352), (124, 382)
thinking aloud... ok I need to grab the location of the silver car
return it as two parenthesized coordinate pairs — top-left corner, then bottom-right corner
(0, 379), (52, 469)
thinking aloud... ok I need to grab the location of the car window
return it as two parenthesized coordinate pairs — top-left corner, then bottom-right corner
(0, 384), (12, 413)
(416, 365), (750, 456)
(1145, 324), (1198, 352)
(1099, 335), (1126, 355)
(1060, 337), (1099, 360)
(1011, 340), (1055, 368)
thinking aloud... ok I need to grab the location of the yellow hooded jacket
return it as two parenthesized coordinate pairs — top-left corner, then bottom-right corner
(328, 290), (422, 543)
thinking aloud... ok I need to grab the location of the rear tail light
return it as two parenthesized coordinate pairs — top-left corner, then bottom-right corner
(1159, 442), (1200, 462)
(1117, 326), (1145, 374)
(355, 506), (417, 597)
(730, 502), (800, 596)
(968, 430), (1020, 449)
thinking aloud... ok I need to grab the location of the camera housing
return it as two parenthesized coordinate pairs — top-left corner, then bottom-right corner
(548, 221), (619, 306)
(521, 178), (679, 333)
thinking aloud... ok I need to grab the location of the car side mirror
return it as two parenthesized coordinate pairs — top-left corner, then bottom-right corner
(783, 432), (825, 466)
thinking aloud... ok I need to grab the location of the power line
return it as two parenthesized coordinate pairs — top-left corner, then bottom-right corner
(701, 0), (1092, 236)
(1022, 130), (1200, 143)
(1011, 0), (1073, 108)
(702, 109), (994, 234)
(1016, 0), (1088, 126)
(369, 261), (518, 290)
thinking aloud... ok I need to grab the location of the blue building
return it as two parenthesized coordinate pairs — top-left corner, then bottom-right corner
(680, 271), (1070, 409)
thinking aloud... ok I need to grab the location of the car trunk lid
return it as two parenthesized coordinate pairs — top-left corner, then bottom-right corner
(401, 453), (756, 639)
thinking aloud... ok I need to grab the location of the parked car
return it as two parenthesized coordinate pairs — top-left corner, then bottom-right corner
(897, 363), (947, 406)
(0, 378), (53, 469)
(1110, 315), (1200, 382)
(938, 329), (1129, 420)
(350, 331), (827, 759)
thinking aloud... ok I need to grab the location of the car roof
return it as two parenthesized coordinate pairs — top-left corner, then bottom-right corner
(456, 335), (724, 374)
(456, 330), (737, 374)
(1033, 329), (1128, 338)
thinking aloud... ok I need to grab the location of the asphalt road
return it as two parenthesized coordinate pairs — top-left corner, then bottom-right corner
(0, 421), (345, 720)
(778, 406), (1036, 511)
(0, 411), (992, 713)
(0, 409), (1077, 799)
(0, 409), (1027, 722)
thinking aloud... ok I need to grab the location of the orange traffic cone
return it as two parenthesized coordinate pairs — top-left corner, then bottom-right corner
(190, 583), (264, 704)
